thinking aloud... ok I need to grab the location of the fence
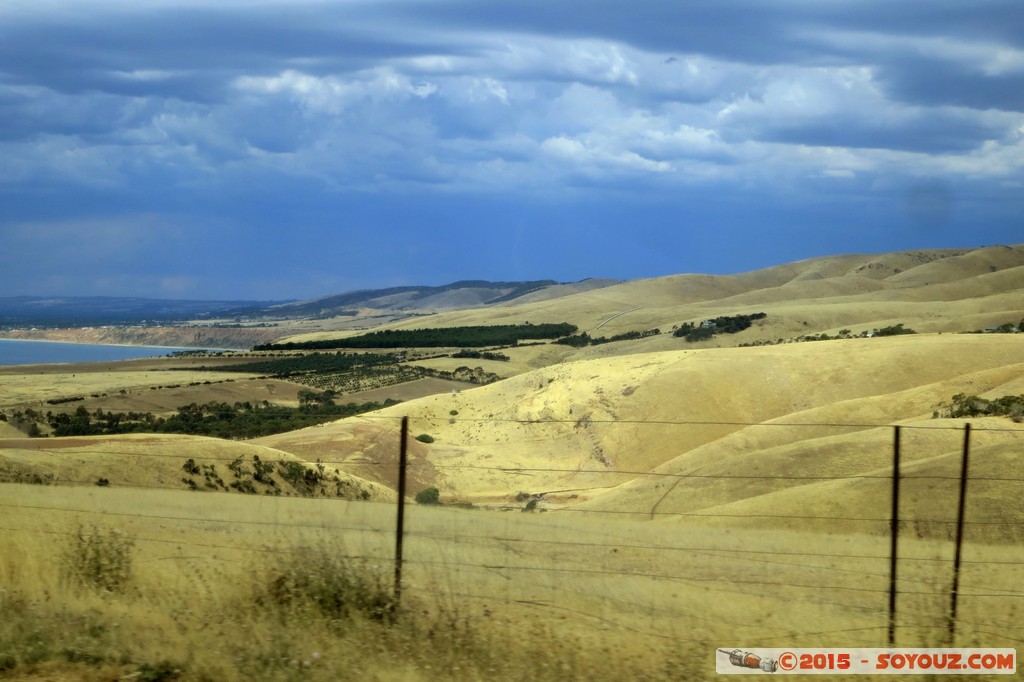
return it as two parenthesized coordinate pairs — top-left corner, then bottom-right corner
(1, 415), (1023, 651)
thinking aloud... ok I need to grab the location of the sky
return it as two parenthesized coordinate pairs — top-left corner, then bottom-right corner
(1, 0), (1022, 301)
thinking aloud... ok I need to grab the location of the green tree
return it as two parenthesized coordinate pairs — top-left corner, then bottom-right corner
(414, 487), (440, 505)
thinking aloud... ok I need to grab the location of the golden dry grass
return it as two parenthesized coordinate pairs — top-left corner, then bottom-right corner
(278, 244), (1024, 346)
(0, 433), (393, 502)
(250, 335), (1024, 527)
(1, 482), (1020, 680)
(0, 369), (262, 410)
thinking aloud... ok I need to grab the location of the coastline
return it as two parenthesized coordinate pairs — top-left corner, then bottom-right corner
(0, 338), (241, 370)
(0, 337), (208, 351)
(0, 325), (267, 351)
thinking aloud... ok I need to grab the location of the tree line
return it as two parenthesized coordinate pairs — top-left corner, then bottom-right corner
(45, 392), (396, 439)
(253, 323), (577, 350)
(554, 328), (661, 348)
(673, 313), (767, 342)
(934, 393), (1024, 422)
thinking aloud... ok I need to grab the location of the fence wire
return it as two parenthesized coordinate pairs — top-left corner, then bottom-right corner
(1, 416), (1022, 648)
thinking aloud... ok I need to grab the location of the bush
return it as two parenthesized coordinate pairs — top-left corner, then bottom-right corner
(683, 326), (715, 342)
(61, 525), (135, 593)
(257, 546), (395, 623)
(934, 393), (1024, 421)
(874, 323), (916, 337)
(414, 434), (434, 444)
(414, 487), (440, 505)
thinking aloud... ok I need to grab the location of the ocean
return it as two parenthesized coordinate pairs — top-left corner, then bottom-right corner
(0, 339), (192, 367)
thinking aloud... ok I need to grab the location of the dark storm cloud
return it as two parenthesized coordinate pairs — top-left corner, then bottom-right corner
(0, 3), (448, 101)
(820, 0), (1024, 48)
(876, 59), (1024, 112)
(745, 108), (1009, 154)
(405, 0), (1024, 114)
(400, 0), (831, 64)
(0, 0), (1021, 299)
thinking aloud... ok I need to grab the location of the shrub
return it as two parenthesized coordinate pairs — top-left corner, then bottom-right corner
(414, 487), (440, 505)
(934, 393), (1024, 421)
(252, 455), (275, 485)
(61, 525), (135, 593)
(229, 479), (257, 494)
(257, 546), (395, 623)
(683, 327), (715, 342)
(135, 662), (181, 682)
(414, 434), (434, 444)
(874, 323), (916, 337)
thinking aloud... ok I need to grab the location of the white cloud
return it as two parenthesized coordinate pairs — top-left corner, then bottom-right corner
(233, 67), (437, 114)
(541, 135), (672, 174)
(474, 78), (509, 104)
(113, 69), (178, 82)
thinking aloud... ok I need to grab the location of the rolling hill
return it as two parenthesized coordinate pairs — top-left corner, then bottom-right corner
(3, 244), (1023, 680)
(253, 334), (1024, 539)
(2, 244), (1023, 533)
(279, 244), (1024, 349)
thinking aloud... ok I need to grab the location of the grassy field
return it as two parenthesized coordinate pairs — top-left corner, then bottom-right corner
(2, 483), (1021, 681)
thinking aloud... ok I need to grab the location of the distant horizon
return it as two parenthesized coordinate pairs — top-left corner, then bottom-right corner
(2, 242), (1019, 303)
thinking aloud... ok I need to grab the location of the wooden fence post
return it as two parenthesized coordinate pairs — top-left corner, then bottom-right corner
(394, 416), (409, 612)
(888, 425), (901, 647)
(947, 422), (971, 644)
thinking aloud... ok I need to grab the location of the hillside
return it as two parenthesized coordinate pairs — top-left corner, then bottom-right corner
(278, 245), (1024, 352)
(264, 278), (618, 317)
(3, 244), (1023, 528)
(255, 333), (1024, 541)
(0, 433), (393, 501)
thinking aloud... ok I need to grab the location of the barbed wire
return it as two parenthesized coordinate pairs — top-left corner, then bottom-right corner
(3, 499), (1018, 580)
(8, 448), (1024, 486)
(9, 500), (1017, 572)
(0, 500), (392, 535)
(3, 475), (1023, 531)
(7, 409), (1024, 432)
(3, 502), (1021, 638)
(412, 462), (1024, 483)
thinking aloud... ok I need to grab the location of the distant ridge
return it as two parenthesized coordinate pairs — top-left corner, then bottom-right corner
(0, 296), (288, 326)
(0, 279), (620, 327)
(265, 280), (565, 317)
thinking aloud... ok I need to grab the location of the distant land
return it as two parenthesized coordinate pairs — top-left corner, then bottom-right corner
(0, 296), (289, 327)
(0, 279), (619, 328)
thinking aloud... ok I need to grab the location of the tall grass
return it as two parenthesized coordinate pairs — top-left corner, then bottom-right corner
(0, 527), (704, 681)
(60, 524), (136, 593)
(2, 483), (1019, 680)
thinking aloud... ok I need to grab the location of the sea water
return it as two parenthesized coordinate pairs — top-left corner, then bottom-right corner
(0, 339), (191, 367)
